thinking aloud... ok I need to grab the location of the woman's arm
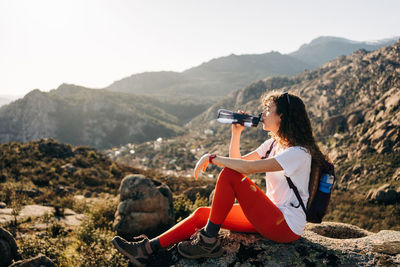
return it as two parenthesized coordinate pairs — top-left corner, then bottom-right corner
(194, 153), (282, 179)
(229, 116), (261, 160)
(229, 122), (244, 158)
(213, 155), (282, 174)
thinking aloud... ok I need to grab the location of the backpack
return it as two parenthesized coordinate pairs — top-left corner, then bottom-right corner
(262, 140), (335, 223)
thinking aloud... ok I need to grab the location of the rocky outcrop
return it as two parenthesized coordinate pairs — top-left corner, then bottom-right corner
(113, 174), (175, 237)
(366, 184), (400, 204)
(0, 227), (20, 266)
(9, 254), (55, 267)
(321, 114), (347, 135)
(146, 222), (400, 266)
(0, 205), (85, 226)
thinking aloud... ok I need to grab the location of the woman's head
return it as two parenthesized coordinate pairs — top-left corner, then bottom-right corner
(261, 91), (314, 148)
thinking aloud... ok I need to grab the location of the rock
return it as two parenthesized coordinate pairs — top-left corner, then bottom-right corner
(373, 241), (400, 255)
(352, 163), (363, 175)
(146, 222), (400, 266)
(53, 185), (74, 197)
(0, 202), (6, 209)
(0, 204), (84, 226)
(366, 184), (400, 204)
(15, 189), (43, 198)
(347, 111), (364, 129)
(182, 184), (215, 202)
(9, 254), (55, 267)
(392, 168), (400, 181)
(83, 191), (92, 198)
(385, 91), (400, 113)
(113, 174), (175, 237)
(60, 163), (76, 173)
(321, 115), (347, 135)
(0, 227), (21, 266)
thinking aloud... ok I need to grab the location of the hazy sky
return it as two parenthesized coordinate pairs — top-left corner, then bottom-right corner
(1, 0), (400, 98)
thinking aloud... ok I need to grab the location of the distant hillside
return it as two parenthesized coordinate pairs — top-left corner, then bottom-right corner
(0, 85), (196, 148)
(120, 39), (400, 232)
(106, 36), (397, 98)
(290, 36), (398, 67)
(107, 52), (312, 97)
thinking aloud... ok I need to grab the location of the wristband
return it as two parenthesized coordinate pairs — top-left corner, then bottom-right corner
(209, 154), (217, 164)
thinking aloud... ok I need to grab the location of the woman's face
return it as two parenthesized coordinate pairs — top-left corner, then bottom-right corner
(261, 101), (281, 133)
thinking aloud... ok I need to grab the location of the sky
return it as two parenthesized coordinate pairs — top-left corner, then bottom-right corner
(1, 0), (400, 98)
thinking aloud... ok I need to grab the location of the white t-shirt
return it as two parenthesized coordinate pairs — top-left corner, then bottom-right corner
(256, 138), (311, 236)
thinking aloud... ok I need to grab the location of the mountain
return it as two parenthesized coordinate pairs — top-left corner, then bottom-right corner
(290, 36), (399, 67)
(106, 52), (313, 97)
(0, 85), (194, 148)
(121, 39), (400, 232)
(0, 97), (12, 107)
(106, 36), (398, 98)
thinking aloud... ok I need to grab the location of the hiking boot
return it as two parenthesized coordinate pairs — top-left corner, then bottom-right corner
(111, 235), (152, 266)
(177, 229), (223, 259)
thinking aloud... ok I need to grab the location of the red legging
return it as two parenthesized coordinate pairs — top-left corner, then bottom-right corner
(158, 168), (300, 247)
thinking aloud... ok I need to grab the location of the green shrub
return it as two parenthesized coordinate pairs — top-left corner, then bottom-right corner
(17, 234), (70, 266)
(173, 196), (193, 222)
(74, 206), (129, 266)
(173, 193), (209, 222)
(48, 221), (67, 238)
(88, 198), (118, 230)
(75, 228), (129, 267)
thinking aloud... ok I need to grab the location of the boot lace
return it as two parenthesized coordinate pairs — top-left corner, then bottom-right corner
(189, 228), (202, 245)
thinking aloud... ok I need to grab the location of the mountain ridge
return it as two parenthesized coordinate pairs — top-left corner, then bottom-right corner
(106, 36), (398, 97)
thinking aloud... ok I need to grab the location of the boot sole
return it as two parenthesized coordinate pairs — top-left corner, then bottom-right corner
(177, 244), (224, 259)
(112, 237), (146, 267)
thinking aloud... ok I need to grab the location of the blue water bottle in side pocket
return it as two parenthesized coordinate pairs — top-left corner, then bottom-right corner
(319, 174), (334, 193)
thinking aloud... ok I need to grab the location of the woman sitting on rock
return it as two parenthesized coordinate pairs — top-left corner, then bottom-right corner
(112, 91), (329, 265)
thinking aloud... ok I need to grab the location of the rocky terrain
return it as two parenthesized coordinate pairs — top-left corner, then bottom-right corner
(2, 169), (399, 266)
(145, 223), (400, 266)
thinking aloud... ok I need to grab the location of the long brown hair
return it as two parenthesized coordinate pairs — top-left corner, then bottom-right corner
(262, 91), (329, 206)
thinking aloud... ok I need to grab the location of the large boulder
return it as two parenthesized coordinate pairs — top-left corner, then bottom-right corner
(0, 227), (20, 266)
(9, 254), (55, 267)
(113, 174), (175, 237)
(146, 222), (400, 266)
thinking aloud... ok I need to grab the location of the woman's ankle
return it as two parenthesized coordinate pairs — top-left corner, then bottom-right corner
(149, 237), (161, 254)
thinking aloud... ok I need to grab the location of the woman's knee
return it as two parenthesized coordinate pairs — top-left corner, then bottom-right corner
(191, 207), (210, 226)
(218, 167), (244, 182)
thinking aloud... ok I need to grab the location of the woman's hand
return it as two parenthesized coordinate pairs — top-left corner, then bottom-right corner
(231, 110), (246, 135)
(194, 153), (210, 180)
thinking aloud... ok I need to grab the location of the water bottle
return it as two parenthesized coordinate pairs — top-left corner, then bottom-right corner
(319, 174), (334, 193)
(217, 109), (262, 127)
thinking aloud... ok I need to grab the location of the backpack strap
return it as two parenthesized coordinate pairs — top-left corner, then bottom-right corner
(264, 141), (307, 215)
(261, 140), (276, 159)
(285, 176), (307, 215)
